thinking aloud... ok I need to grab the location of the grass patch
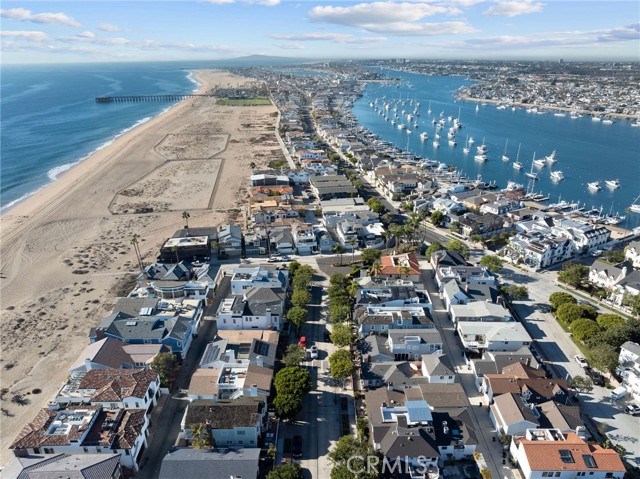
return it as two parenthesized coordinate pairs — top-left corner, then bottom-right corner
(268, 159), (288, 169)
(217, 98), (271, 106)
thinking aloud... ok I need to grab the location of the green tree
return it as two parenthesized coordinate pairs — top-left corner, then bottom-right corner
(189, 423), (213, 449)
(328, 435), (379, 479)
(274, 392), (303, 419)
(549, 292), (577, 311)
(367, 197), (386, 215)
(275, 367), (311, 397)
(360, 248), (382, 265)
(369, 261), (383, 278)
(571, 318), (601, 342)
(587, 342), (620, 373)
(596, 314), (625, 330)
(150, 352), (176, 387)
(449, 221), (461, 234)
(329, 301), (352, 324)
(622, 292), (640, 317)
(603, 249), (625, 264)
(288, 261), (301, 278)
(329, 349), (354, 387)
(430, 210), (445, 227)
(292, 265), (315, 290)
(291, 289), (311, 309)
(333, 243), (346, 266)
(182, 210), (190, 228)
(426, 242), (445, 257)
(268, 463), (303, 479)
(282, 344), (306, 368)
(503, 285), (529, 300)
(331, 323), (355, 348)
(556, 303), (594, 326)
(480, 255), (504, 273)
(287, 306), (308, 332)
(470, 234), (483, 244)
(557, 263), (589, 288)
(570, 375), (594, 393)
(446, 239), (470, 260)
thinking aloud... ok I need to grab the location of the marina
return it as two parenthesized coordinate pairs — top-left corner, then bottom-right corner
(353, 69), (640, 229)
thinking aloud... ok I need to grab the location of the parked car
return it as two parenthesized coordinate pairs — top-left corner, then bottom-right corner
(574, 355), (588, 368)
(590, 249), (603, 257)
(309, 345), (318, 359)
(625, 404), (640, 416)
(584, 367), (605, 386)
(292, 435), (303, 458)
(298, 336), (307, 349)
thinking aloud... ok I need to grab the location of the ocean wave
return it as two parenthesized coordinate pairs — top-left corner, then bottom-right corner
(186, 71), (201, 93)
(0, 187), (43, 213)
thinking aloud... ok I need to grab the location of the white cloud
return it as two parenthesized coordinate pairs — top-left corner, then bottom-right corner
(483, 0), (543, 17)
(207, 0), (235, 4)
(77, 31), (95, 39)
(256, 0), (281, 5)
(308, 2), (474, 36)
(0, 8), (80, 27)
(594, 22), (640, 42)
(58, 32), (131, 46)
(277, 42), (305, 49)
(137, 40), (241, 54)
(0, 30), (49, 42)
(98, 23), (121, 32)
(270, 32), (386, 43)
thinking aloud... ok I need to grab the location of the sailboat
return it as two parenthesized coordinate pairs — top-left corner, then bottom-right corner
(502, 139), (510, 162)
(463, 135), (470, 154)
(427, 101), (432, 115)
(525, 153), (540, 180)
(512, 143), (523, 170)
(630, 195), (640, 213)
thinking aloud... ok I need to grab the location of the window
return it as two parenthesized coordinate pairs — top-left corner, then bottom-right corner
(555, 473), (561, 477)
(135, 402), (140, 408)
(43, 448), (54, 454)
(96, 447), (102, 453)
(125, 450), (130, 456)
(560, 450), (575, 464)
(83, 447), (89, 453)
(237, 430), (246, 435)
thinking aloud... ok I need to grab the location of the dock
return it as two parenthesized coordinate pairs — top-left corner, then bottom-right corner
(95, 94), (213, 104)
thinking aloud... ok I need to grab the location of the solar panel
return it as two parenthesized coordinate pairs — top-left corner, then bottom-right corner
(583, 455), (597, 468)
(559, 450), (575, 464)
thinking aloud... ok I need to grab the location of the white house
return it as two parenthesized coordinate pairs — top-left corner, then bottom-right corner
(489, 392), (539, 437)
(617, 341), (640, 401)
(420, 354), (456, 384)
(510, 429), (625, 479)
(292, 224), (318, 255)
(387, 329), (443, 360)
(450, 302), (512, 326)
(457, 321), (532, 352)
(216, 287), (285, 331)
(230, 266), (288, 295)
(625, 240), (640, 268)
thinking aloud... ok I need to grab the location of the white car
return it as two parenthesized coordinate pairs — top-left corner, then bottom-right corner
(590, 250), (603, 257)
(574, 355), (588, 368)
(309, 345), (318, 359)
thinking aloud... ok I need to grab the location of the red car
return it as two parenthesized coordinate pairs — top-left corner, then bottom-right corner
(298, 336), (306, 348)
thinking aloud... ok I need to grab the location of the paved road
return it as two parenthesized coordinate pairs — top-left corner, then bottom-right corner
(420, 260), (521, 479)
(137, 277), (230, 479)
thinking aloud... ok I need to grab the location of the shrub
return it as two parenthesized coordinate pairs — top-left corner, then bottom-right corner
(549, 292), (577, 311)
(571, 318), (601, 342)
(596, 314), (625, 330)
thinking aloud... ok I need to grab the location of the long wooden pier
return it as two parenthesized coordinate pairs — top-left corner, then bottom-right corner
(95, 94), (213, 103)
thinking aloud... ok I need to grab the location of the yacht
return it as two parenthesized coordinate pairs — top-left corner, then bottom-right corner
(406, 129), (412, 134)
(512, 143), (522, 169)
(630, 195), (640, 213)
(420, 132), (429, 141)
(448, 138), (457, 146)
(462, 135), (470, 153)
(602, 118), (614, 125)
(476, 139), (487, 154)
(631, 120), (640, 127)
(432, 140), (440, 148)
(468, 137), (475, 145)
(544, 150), (558, 164)
(474, 153), (488, 162)
(588, 181), (602, 191)
(397, 123), (406, 130)
(525, 154), (540, 180)
(506, 181), (523, 191)
(463, 146), (470, 154)
(533, 157), (547, 168)
(605, 179), (621, 189)
(550, 170), (565, 182)
(592, 116), (602, 122)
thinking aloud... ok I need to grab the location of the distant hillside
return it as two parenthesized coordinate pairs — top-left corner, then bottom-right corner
(212, 55), (314, 66)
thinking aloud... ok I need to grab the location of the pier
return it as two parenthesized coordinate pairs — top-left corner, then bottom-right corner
(95, 94), (213, 104)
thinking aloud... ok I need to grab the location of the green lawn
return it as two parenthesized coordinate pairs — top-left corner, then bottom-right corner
(217, 98), (271, 106)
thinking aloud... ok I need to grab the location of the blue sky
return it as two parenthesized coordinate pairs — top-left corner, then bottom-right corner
(1, 1), (639, 63)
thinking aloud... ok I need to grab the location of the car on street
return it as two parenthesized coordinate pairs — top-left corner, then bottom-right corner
(574, 355), (589, 368)
(298, 336), (307, 349)
(309, 345), (318, 359)
(590, 250), (603, 257)
(292, 435), (303, 458)
(584, 367), (605, 386)
(625, 404), (640, 416)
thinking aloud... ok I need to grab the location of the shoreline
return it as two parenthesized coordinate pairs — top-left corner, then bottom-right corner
(1, 70), (204, 217)
(0, 68), (283, 466)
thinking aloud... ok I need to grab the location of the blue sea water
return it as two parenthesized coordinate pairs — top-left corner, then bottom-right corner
(0, 61), (201, 211)
(352, 69), (640, 229)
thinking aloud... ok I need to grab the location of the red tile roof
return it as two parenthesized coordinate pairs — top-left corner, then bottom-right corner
(380, 252), (421, 276)
(78, 368), (158, 403)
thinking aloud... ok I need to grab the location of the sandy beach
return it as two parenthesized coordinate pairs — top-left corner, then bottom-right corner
(0, 69), (285, 465)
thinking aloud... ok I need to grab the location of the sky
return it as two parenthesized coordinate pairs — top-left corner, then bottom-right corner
(1, 1), (639, 63)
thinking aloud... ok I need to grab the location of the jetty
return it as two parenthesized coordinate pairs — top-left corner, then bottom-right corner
(95, 94), (213, 103)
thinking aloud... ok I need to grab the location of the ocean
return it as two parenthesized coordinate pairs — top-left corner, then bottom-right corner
(0, 61), (200, 211)
(352, 69), (640, 229)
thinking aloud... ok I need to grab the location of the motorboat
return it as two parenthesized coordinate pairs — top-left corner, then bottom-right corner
(506, 181), (523, 191)
(533, 157), (547, 168)
(448, 139), (457, 146)
(550, 171), (565, 182)
(397, 123), (406, 130)
(605, 179), (621, 189)
(432, 140), (440, 148)
(474, 154), (488, 162)
(588, 181), (601, 191)
(420, 132), (429, 141)
(630, 195), (640, 213)
(468, 137), (475, 145)
(476, 139), (487, 154)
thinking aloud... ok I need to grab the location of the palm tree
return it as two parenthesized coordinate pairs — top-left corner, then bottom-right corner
(182, 210), (190, 229)
(130, 234), (143, 273)
(347, 237), (358, 263)
(382, 230), (393, 255)
(369, 261), (383, 278)
(397, 264), (412, 280)
(171, 245), (179, 264)
(332, 243), (346, 266)
(211, 241), (219, 260)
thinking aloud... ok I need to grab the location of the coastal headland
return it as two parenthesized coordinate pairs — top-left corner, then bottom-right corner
(0, 69), (285, 465)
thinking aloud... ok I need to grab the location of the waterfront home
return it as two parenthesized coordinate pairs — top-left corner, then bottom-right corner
(616, 341), (640, 402)
(551, 218), (610, 253)
(2, 453), (122, 479)
(68, 337), (142, 373)
(159, 235), (210, 263)
(355, 305), (434, 338)
(52, 368), (160, 412)
(159, 448), (260, 479)
(459, 212), (506, 239)
(215, 287), (285, 331)
(480, 199), (520, 216)
(505, 231), (575, 269)
(9, 405), (149, 472)
(181, 397), (266, 449)
(387, 329), (443, 360)
(510, 429), (625, 479)
(188, 363), (272, 401)
(457, 321), (532, 353)
(217, 224), (243, 257)
(230, 265), (288, 295)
